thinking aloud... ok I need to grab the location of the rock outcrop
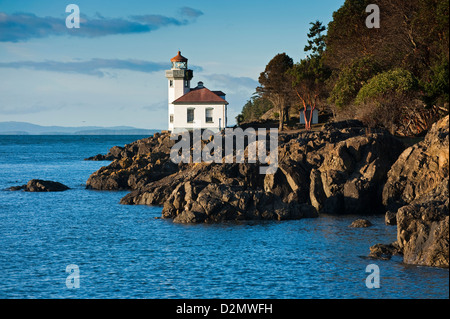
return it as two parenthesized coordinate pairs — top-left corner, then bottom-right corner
(369, 242), (402, 260)
(311, 134), (403, 215)
(396, 178), (449, 267)
(372, 115), (449, 268)
(86, 133), (177, 190)
(382, 115), (449, 210)
(84, 146), (124, 161)
(84, 116), (449, 267)
(384, 211), (397, 225)
(87, 121), (405, 223)
(8, 179), (70, 192)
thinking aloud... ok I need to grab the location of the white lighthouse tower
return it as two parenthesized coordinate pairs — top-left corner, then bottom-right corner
(166, 51), (193, 132)
(166, 51), (228, 133)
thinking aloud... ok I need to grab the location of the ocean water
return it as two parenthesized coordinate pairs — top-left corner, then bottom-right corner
(0, 135), (448, 299)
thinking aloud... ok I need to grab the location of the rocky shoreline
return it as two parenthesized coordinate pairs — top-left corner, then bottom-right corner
(85, 116), (449, 268)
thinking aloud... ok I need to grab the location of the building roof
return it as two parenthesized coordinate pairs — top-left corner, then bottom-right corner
(170, 51), (188, 62)
(173, 87), (228, 104)
(211, 91), (226, 96)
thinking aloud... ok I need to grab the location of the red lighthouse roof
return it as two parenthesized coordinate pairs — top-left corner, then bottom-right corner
(173, 87), (228, 104)
(170, 51), (188, 62)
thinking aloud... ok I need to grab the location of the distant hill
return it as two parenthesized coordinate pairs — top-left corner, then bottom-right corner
(0, 122), (160, 135)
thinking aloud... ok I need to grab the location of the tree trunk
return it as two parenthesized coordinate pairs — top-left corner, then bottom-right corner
(285, 107), (290, 126)
(279, 107), (285, 131)
(303, 108), (309, 130)
(307, 106), (315, 130)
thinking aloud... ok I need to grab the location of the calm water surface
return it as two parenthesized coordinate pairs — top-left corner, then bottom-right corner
(0, 135), (448, 299)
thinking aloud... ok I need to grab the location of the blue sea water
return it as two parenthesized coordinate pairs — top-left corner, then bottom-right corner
(0, 135), (448, 299)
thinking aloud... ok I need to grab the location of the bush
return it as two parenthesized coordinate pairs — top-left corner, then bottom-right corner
(355, 68), (418, 104)
(422, 56), (449, 109)
(237, 96), (273, 123)
(328, 56), (381, 109)
(353, 69), (420, 134)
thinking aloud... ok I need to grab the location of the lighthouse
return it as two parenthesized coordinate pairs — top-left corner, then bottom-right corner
(165, 51), (228, 133)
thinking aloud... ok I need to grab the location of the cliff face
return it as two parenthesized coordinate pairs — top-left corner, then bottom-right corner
(383, 115), (449, 210)
(87, 121), (404, 223)
(381, 115), (449, 268)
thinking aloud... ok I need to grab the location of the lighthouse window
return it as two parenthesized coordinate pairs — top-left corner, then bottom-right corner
(170, 114), (174, 123)
(169, 80), (173, 87)
(184, 80), (189, 87)
(205, 108), (213, 123)
(187, 108), (195, 123)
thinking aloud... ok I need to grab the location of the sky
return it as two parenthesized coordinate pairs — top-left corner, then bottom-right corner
(0, 0), (345, 130)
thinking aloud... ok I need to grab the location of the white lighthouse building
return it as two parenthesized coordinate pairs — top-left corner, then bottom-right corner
(166, 51), (228, 133)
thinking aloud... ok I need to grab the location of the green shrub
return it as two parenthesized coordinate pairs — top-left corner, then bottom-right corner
(355, 68), (418, 104)
(328, 56), (381, 109)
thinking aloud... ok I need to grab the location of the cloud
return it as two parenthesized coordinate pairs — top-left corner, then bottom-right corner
(0, 58), (171, 77)
(202, 74), (259, 93)
(0, 7), (204, 42)
(179, 7), (204, 18)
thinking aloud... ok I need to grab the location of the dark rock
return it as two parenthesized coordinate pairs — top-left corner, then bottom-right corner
(7, 185), (26, 191)
(309, 169), (327, 211)
(312, 134), (404, 215)
(86, 133), (177, 190)
(10, 179), (70, 192)
(396, 178), (449, 268)
(162, 181), (317, 224)
(385, 211), (397, 225)
(85, 146), (125, 161)
(84, 154), (107, 161)
(322, 119), (364, 131)
(349, 219), (373, 228)
(369, 242), (402, 260)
